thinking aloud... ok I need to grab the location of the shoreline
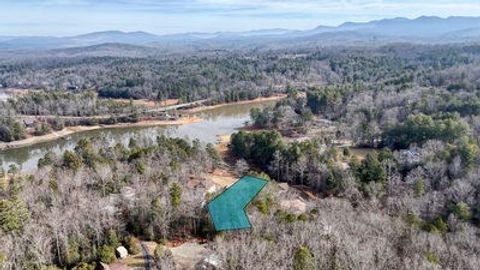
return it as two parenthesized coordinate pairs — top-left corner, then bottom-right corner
(185, 94), (286, 113)
(0, 116), (203, 150)
(0, 94), (286, 151)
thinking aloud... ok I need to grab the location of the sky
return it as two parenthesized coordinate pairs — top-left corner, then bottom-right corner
(1, 0), (480, 36)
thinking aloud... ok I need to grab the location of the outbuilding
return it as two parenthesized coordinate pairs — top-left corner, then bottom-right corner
(115, 246), (129, 259)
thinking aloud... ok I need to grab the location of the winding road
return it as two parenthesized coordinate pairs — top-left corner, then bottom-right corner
(140, 242), (153, 270)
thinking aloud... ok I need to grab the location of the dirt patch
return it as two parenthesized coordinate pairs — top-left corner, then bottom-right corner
(121, 239), (209, 270)
(114, 98), (180, 108)
(170, 242), (209, 270)
(349, 147), (376, 161)
(205, 134), (237, 188)
(186, 94), (286, 113)
(110, 98), (157, 108)
(118, 240), (157, 269)
(215, 135), (230, 157)
(214, 134), (240, 165)
(120, 254), (145, 270)
(160, 99), (180, 107)
(208, 168), (236, 188)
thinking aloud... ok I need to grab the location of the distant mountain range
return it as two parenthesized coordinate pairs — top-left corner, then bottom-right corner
(1, 16), (480, 50)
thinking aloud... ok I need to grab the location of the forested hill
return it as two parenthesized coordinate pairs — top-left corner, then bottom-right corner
(2, 15), (480, 270)
(1, 43), (480, 102)
(1, 16), (480, 50)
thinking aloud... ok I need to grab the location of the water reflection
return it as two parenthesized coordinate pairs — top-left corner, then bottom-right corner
(0, 100), (275, 172)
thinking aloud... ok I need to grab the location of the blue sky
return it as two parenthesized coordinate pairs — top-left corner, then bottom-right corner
(1, 0), (480, 36)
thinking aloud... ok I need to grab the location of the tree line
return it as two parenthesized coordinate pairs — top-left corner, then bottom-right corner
(0, 136), (219, 269)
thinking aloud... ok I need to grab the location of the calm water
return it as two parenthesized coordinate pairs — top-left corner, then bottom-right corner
(0, 100), (276, 172)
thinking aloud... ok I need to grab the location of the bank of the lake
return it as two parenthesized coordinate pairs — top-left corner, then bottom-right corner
(0, 95), (286, 151)
(0, 116), (203, 151)
(0, 98), (279, 172)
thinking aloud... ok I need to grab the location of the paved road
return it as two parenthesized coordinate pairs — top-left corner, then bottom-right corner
(140, 242), (153, 270)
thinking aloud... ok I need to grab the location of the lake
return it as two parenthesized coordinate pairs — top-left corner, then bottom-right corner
(0, 100), (277, 172)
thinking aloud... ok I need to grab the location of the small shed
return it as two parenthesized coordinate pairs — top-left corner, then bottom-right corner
(115, 246), (128, 259)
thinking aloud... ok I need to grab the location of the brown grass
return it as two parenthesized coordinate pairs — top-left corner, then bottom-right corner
(209, 168), (236, 188)
(160, 99), (180, 106)
(110, 98), (180, 108)
(186, 94), (286, 113)
(215, 135), (230, 157)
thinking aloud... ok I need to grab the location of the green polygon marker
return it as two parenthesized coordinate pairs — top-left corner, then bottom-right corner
(207, 176), (267, 231)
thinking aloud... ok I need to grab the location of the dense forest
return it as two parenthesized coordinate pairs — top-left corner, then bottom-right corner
(1, 44), (479, 103)
(0, 136), (220, 269)
(1, 42), (480, 269)
(2, 44), (480, 143)
(227, 71), (480, 268)
(0, 52), (297, 102)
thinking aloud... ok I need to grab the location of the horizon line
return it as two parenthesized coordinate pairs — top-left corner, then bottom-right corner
(1, 15), (477, 38)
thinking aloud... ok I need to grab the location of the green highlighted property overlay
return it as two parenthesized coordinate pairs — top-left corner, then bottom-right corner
(208, 176), (267, 231)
